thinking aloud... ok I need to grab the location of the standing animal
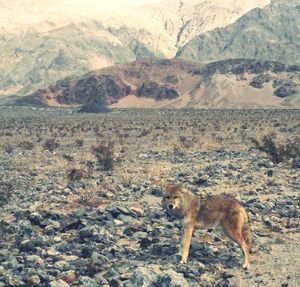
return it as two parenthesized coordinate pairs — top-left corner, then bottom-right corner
(162, 183), (252, 269)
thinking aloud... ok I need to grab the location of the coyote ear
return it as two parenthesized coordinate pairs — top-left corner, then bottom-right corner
(177, 182), (186, 189)
(176, 182), (187, 192)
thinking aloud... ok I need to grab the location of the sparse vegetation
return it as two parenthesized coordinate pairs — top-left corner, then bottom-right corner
(62, 154), (74, 161)
(68, 168), (90, 181)
(19, 140), (34, 150)
(75, 138), (84, 147)
(2, 143), (13, 154)
(69, 188), (104, 207)
(43, 138), (60, 152)
(0, 178), (15, 206)
(91, 141), (116, 171)
(251, 133), (300, 165)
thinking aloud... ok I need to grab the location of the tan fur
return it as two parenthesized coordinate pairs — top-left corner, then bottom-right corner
(162, 183), (252, 269)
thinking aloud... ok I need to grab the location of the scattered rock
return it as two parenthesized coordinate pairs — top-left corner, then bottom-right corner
(90, 252), (109, 272)
(60, 271), (76, 284)
(274, 83), (297, 98)
(1, 109), (299, 287)
(59, 217), (81, 232)
(49, 279), (70, 287)
(124, 266), (189, 287)
(292, 157), (300, 169)
(26, 274), (41, 285)
(140, 238), (152, 250)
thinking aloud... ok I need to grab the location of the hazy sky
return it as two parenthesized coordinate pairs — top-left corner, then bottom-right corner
(0, 0), (162, 29)
(1, 0), (271, 31)
(2, 0), (161, 8)
(98, 0), (159, 6)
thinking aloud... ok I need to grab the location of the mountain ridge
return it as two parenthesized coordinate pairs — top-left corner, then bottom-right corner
(176, 0), (300, 65)
(16, 58), (300, 109)
(0, 0), (270, 97)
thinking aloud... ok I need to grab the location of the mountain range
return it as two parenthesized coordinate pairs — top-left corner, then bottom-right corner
(0, 0), (270, 97)
(16, 58), (300, 109)
(176, 0), (300, 65)
(1, 0), (300, 109)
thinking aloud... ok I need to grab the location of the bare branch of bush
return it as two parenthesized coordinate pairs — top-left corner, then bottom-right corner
(43, 138), (60, 152)
(251, 133), (300, 165)
(0, 178), (15, 206)
(68, 168), (90, 181)
(91, 141), (115, 171)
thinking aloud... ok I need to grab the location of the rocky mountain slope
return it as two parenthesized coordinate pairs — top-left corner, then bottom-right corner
(16, 58), (300, 109)
(177, 0), (300, 65)
(0, 0), (269, 97)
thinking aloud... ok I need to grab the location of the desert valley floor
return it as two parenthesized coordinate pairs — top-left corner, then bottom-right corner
(0, 107), (299, 286)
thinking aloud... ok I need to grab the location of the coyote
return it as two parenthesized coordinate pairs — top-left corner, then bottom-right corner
(161, 183), (252, 269)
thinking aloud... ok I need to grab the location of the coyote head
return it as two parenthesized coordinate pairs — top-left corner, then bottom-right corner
(162, 183), (185, 212)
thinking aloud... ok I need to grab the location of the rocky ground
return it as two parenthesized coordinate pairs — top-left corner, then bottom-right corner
(0, 107), (299, 287)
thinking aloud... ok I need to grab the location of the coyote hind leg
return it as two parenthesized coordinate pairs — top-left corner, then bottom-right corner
(223, 221), (251, 269)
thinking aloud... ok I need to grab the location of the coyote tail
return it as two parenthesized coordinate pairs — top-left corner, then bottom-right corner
(242, 216), (253, 253)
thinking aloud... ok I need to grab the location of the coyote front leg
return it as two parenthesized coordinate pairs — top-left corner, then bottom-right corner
(180, 222), (194, 263)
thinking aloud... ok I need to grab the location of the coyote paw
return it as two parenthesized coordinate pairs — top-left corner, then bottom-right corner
(242, 263), (250, 270)
(180, 259), (187, 264)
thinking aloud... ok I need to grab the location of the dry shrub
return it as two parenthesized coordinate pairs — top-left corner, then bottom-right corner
(173, 136), (196, 156)
(75, 139), (84, 147)
(91, 141), (116, 171)
(69, 188), (105, 207)
(0, 178), (15, 206)
(68, 168), (90, 181)
(62, 154), (74, 162)
(251, 133), (300, 165)
(178, 135), (194, 149)
(43, 138), (60, 152)
(173, 142), (185, 156)
(19, 141), (35, 150)
(2, 143), (13, 154)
